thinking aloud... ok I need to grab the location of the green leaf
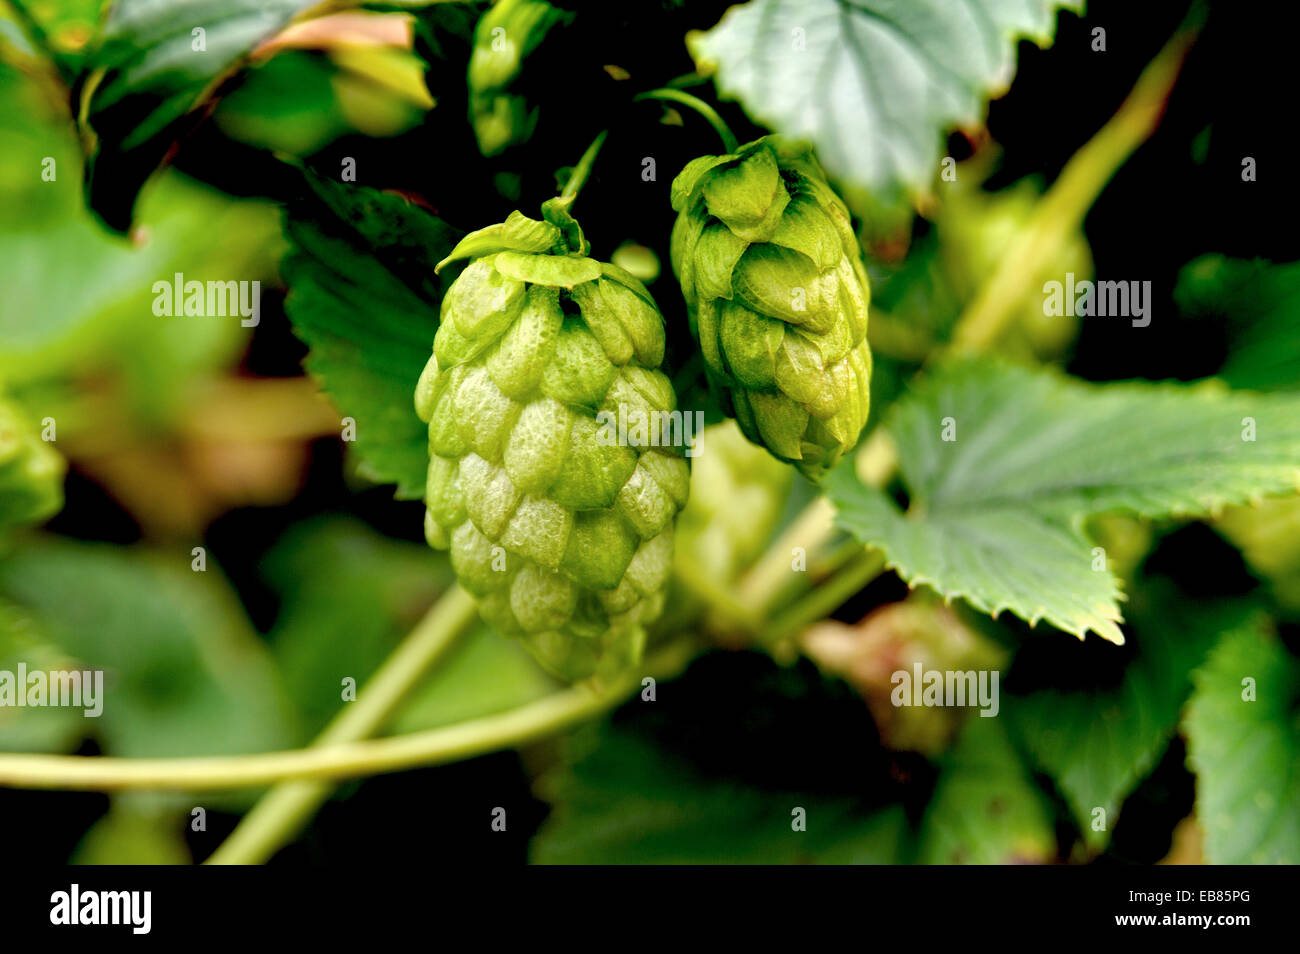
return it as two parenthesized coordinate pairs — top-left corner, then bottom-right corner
(0, 598), (85, 753)
(917, 716), (1056, 864)
(76, 0), (321, 231)
(264, 516), (452, 735)
(533, 653), (911, 863)
(689, 0), (1082, 204)
(0, 536), (297, 761)
(828, 359), (1300, 641)
(534, 723), (909, 864)
(71, 800), (190, 865)
(1184, 623), (1300, 864)
(263, 515), (555, 735)
(0, 63), (282, 414)
(283, 170), (461, 498)
(1175, 255), (1300, 393)
(1006, 585), (1256, 851)
(391, 626), (557, 734)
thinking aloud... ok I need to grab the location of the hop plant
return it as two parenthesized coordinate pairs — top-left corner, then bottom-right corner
(670, 136), (872, 481)
(415, 206), (689, 680)
(656, 420), (791, 635)
(468, 0), (569, 157)
(0, 393), (64, 535)
(676, 419), (791, 583)
(937, 179), (1093, 360)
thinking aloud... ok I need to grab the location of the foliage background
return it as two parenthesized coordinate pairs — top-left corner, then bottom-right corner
(0, 0), (1296, 864)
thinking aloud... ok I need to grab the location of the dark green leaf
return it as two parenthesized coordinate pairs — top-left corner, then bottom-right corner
(283, 170), (461, 498)
(1184, 621), (1300, 863)
(76, 0), (322, 231)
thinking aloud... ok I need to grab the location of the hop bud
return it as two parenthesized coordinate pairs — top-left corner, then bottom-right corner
(0, 395), (64, 535)
(416, 209), (689, 680)
(670, 137), (872, 481)
(468, 0), (569, 156)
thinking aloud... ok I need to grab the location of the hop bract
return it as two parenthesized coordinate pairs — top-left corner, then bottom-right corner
(670, 137), (872, 480)
(415, 209), (689, 680)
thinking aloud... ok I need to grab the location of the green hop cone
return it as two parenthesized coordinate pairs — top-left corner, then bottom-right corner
(415, 207), (689, 681)
(0, 394), (65, 535)
(670, 136), (872, 481)
(468, 0), (569, 157)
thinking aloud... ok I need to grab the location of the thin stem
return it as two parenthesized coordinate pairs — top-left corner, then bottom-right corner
(767, 548), (886, 643)
(736, 495), (837, 611)
(204, 585), (479, 865)
(0, 643), (697, 793)
(558, 129), (608, 204)
(672, 558), (764, 635)
(947, 12), (1200, 355)
(634, 88), (739, 153)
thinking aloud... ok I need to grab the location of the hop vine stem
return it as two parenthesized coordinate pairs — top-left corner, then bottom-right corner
(0, 638), (696, 795)
(634, 88), (739, 153)
(557, 129), (608, 205)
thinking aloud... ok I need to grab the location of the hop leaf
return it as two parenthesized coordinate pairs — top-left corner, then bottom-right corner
(670, 137), (872, 480)
(416, 211), (689, 680)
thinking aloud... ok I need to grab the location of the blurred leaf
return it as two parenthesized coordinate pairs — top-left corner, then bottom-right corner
(0, 597), (85, 753)
(1183, 622), (1300, 864)
(212, 50), (350, 154)
(1006, 586), (1255, 852)
(71, 801), (191, 865)
(282, 170), (460, 497)
(0, 536), (298, 760)
(393, 626), (556, 734)
(264, 516), (555, 736)
(0, 62), (282, 426)
(533, 652), (911, 864)
(917, 716), (1056, 864)
(534, 723), (909, 864)
(75, 0), (321, 231)
(689, 0), (1082, 207)
(264, 515), (451, 734)
(1175, 255), (1300, 393)
(828, 359), (1300, 642)
(0, 391), (65, 535)
(1217, 496), (1300, 613)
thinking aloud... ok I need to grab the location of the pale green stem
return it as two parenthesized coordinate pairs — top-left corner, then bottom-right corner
(204, 585), (479, 865)
(948, 14), (1200, 354)
(558, 129), (608, 204)
(633, 88), (739, 153)
(0, 643), (695, 793)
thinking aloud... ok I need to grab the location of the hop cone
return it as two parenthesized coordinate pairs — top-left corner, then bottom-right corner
(670, 137), (872, 480)
(415, 209), (689, 680)
(467, 0), (569, 156)
(0, 394), (64, 534)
